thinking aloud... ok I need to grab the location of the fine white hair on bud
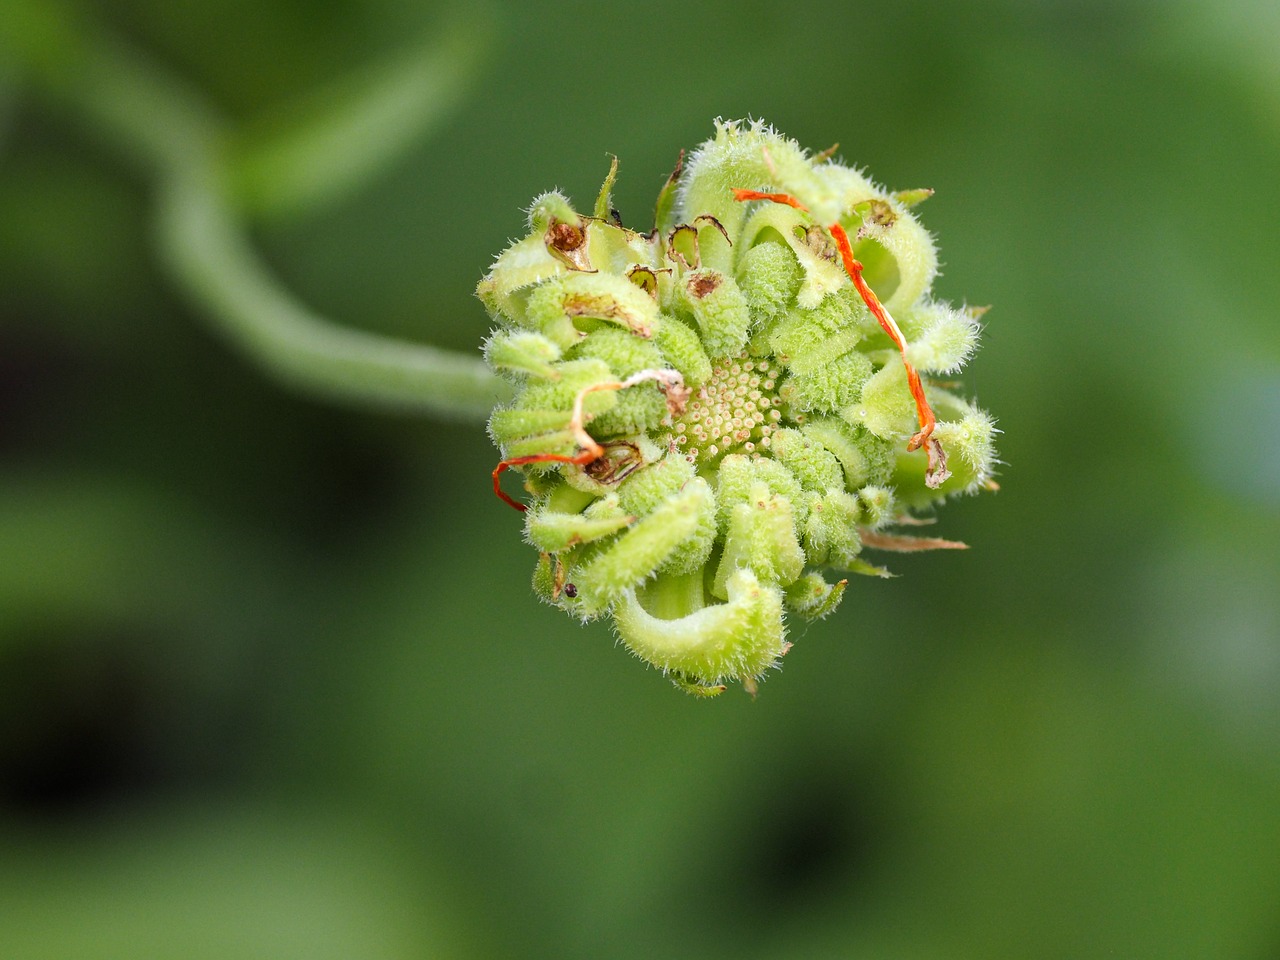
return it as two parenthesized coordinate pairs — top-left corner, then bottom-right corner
(480, 119), (998, 697)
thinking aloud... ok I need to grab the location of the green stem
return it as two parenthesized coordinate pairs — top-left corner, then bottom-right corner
(19, 5), (510, 419)
(157, 165), (506, 417)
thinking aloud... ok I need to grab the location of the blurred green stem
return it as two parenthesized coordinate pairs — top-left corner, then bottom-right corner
(229, 18), (490, 222)
(0, 64), (15, 159)
(157, 163), (505, 417)
(12, 3), (509, 419)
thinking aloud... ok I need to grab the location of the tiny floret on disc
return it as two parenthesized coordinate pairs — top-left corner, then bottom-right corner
(478, 119), (998, 696)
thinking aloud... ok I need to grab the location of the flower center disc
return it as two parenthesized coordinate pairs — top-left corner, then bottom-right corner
(671, 354), (784, 463)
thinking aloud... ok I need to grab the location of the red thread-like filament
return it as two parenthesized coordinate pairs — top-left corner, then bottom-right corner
(733, 188), (949, 486)
(492, 370), (686, 510)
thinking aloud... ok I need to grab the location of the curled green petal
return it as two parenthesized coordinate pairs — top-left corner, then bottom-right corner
(847, 199), (938, 312)
(737, 202), (846, 310)
(801, 418), (893, 489)
(675, 269), (751, 359)
(769, 428), (845, 491)
(712, 486), (805, 597)
(799, 488), (862, 568)
(525, 506), (634, 553)
(484, 330), (563, 380)
(842, 356), (918, 440)
(525, 273), (660, 347)
(615, 568), (787, 688)
(902, 301), (981, 374)
(891, 405), (1000, 508)
(651, 316), (712, 386)
(571, 479), (712, 616)
(735, 240), (802, 320)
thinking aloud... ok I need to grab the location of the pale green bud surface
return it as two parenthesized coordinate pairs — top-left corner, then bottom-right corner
(479, 119), (998, 697)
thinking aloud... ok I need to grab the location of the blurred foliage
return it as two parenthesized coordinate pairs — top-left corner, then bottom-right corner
(2, 0), (1279, 958)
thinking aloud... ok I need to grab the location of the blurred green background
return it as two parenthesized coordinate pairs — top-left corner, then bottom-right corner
(3, 0), (1279, 957)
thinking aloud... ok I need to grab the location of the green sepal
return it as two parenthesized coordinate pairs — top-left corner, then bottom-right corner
(653, 152), (684, 236)
(893, 187), (934, 208)
(847, 558), (896, 579)
(527, 190), (579, 231)
(477, 232), (565, 324)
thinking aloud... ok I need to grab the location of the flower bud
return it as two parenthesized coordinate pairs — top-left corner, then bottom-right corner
(479, 119), (998, 696)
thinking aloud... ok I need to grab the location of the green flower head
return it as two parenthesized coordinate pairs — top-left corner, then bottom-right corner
(478, 119), (998, 697)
